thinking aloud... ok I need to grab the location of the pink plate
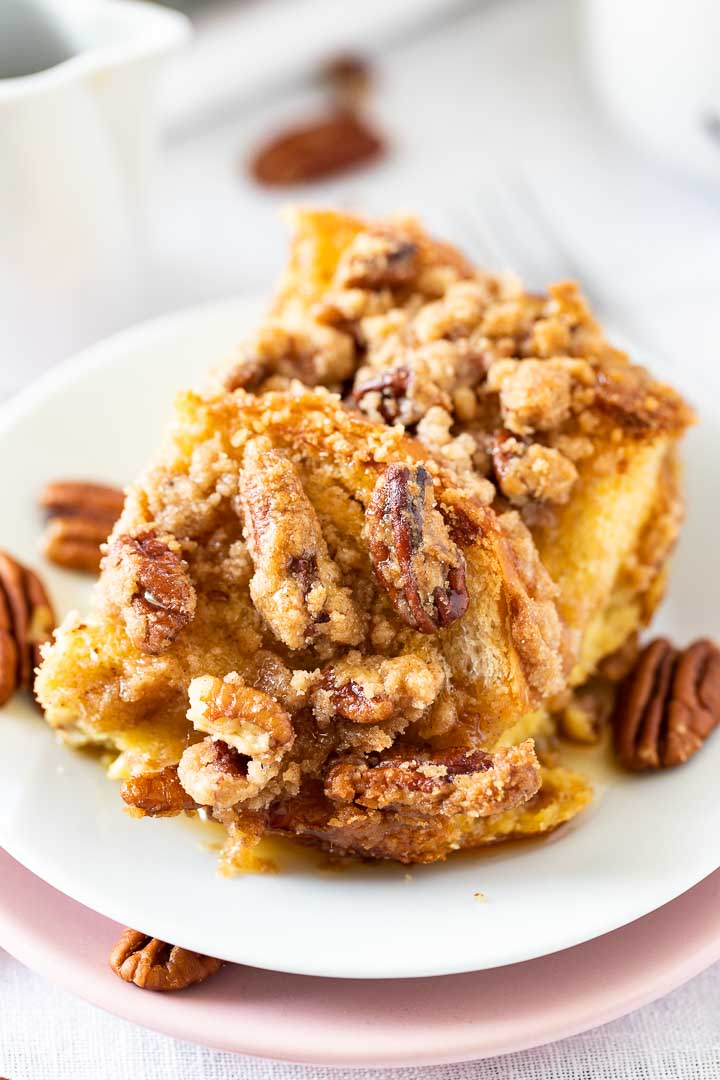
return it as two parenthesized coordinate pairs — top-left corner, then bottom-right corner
(2, 850), (720, 1066)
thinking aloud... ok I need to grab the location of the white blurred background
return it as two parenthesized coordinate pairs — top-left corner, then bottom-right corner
(1, 0), (719, 399)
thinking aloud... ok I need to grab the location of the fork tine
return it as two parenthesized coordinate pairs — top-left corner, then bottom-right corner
(506, 175), (587, 285)
(476, 188), (552, 287)
(443, 206), (504, 271)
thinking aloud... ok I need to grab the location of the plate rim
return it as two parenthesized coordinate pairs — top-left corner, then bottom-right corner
(1, 293), (718, 981)
(2, 849), (720, 1066)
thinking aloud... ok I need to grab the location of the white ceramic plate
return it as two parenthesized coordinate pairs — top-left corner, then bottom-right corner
(0, 296), (718, 980)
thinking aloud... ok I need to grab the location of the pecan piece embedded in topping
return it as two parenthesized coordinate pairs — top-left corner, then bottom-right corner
(324, 739), (541, 817)
(110, 929), (223, 992)
(492, 429), (577, 506)
(121, 764), (200, 817)
(364, 463), (468, 633)
(335, 231), (420, 290)
(612, 638), (720, 770)
(178, 672), (295, 808)
(238, 437), (363, 650)
(104, 531), (196, 655)
(224, 321), (355, 393)
(353, 365), (410, 424)
(312, 651), (445, 733)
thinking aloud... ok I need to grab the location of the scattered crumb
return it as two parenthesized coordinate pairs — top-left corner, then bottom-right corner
(473, 891), (486, 902)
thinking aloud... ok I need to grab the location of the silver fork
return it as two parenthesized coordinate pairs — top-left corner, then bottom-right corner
(447, 174), (663, 358)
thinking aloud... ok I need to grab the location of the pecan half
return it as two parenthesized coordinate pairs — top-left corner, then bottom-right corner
(324, 739), (541, 817)
(249, 110), (384, 186)
(104, 531), (196, 655)
(238, 438), (363, 650)
(40, 479), (124, 574)
(612, 638), (720, 770)
(0, 552), (30, 688)
(121, 765), (200, 816)
(42, 517), (112, 574)
(0, 551), (56, 705)
(353, 365), (410, 424)
(364, 463), (468, 633)
(179, 673), (295, 808)
(39, 480), (124, 521)
(335, 231), (420, 289)
(110, 929), (223, 992)
(0, 579), (18, 707)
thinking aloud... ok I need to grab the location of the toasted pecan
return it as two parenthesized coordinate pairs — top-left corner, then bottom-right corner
(121, 765), (200, 816)
(250, 110), (384, 186)
(0, 551), (56, 703)
(612, 638), (720, 769)
(364, 463), (468, 633)
(325, 740), (541, 816)
(104, 531), (196, 655)
(40, 479), (124, 574)
(110, 929), (223, 992)
(238, 437), (363, 650)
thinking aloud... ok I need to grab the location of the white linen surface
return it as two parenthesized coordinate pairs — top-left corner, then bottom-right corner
(2, 0), (720, 1074)
(2, 949), (720, 1077)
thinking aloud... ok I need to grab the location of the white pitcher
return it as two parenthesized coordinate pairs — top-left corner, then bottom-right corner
(0, 0), (190, 396)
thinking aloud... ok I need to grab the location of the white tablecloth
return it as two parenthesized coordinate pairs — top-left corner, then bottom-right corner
(2, 0), (720, 1074)
(2, 948), (720, 1077)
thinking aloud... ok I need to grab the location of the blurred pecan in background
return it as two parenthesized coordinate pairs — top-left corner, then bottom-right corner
(250, 110), (384, 187)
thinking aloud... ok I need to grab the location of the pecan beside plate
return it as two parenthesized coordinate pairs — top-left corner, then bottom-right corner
(0, 551), (55, 705)
(40, 479), (124, 574)
(110, 929), (223, 991)
(612, 638), (720, 770)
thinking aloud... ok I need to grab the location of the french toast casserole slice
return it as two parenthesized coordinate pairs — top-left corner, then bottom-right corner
(36, 210), (693, 866)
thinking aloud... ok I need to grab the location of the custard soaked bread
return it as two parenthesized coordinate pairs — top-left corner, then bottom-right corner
(37, 210), (692, 866)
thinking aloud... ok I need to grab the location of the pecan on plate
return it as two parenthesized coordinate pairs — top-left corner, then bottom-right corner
(104, 531), (196, 655)
(364, 463), (468, 633)
(238, 437), (363, 650)
(121, 765), (200, 817)
(0, 551), (56, 705)
(325, 739), (541, 817)
(110, 929), (223, 992)
(40, 480), (124, 574)
(612, 638), (720, 770)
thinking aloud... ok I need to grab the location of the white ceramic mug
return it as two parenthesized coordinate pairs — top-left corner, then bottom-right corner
(0, 0), (190, 397)
(584, 0), (720, 182)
